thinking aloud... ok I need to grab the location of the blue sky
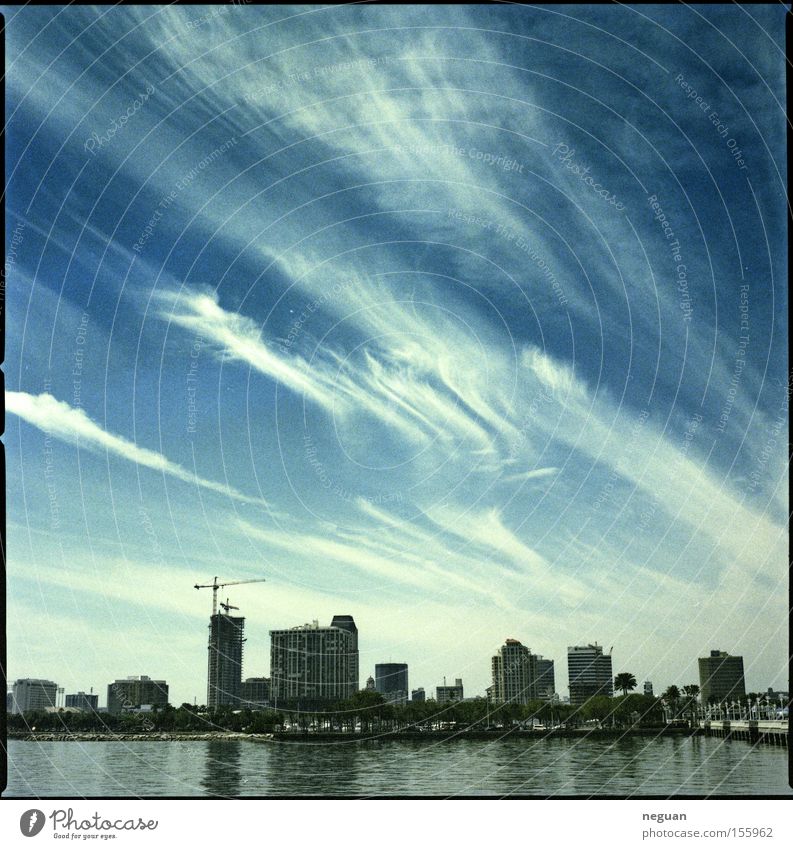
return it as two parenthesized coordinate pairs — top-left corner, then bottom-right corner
(3, 4), (788, 706)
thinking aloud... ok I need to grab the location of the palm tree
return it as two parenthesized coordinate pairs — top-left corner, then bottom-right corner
(614, 672), (637, 696)
(662, 685), (681, 719)
(681, 684), (700, 722)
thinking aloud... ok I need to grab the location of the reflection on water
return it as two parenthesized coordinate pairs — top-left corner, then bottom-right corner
(202, 740), (243, 798)
(263, 739), (362, 796)
(4, 736), (791, 797)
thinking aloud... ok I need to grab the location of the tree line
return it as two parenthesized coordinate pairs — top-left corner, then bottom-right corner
(9, 688), (665, 734)
(13, 672), (776, 735)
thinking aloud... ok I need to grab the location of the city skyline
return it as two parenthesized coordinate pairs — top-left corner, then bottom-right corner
(3, 4), (788, 710)
(7, 634), (777, 711)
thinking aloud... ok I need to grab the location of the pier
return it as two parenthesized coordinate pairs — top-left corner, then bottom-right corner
(699, 719), (788, 746)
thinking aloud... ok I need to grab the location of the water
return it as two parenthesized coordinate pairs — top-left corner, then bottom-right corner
(4, 736), (790, 797)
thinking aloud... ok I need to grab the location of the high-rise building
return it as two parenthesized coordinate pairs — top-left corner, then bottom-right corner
(240, 677), (270, 709)
(375, 663), (409, 704)
(107, 676), (168, 714)
(491, 640), (556, 703)
(492, 639), (537, 703)
(643, 681), (654, 697)
(365, 676), (376, 691)
(567, 644), (614, 704)
(270, 616), (359, 703)
(436, 678), (464, 703)
(698, 650), (746, 705)
(330, 615), (359, 693)
(535, 656), (556, 700)
(11, 679), (58, 714)
(65, 691), (99, 711)
(411, 687), (426, 702)
(207, 610), (246, 709)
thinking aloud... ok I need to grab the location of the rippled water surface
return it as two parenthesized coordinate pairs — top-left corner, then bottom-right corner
(5, 736), (790, 797)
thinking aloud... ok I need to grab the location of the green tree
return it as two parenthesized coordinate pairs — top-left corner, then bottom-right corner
(614, 673), (638, 696)
(662, 685), (681, 719)
(681, 684), (701, 721)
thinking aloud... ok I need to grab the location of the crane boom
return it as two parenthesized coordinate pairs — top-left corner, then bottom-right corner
(194, 576), (266, 616)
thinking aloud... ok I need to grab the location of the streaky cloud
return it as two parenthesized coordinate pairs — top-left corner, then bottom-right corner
(6, 390), (268, 508)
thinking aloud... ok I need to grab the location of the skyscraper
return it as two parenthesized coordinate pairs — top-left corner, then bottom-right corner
(11, 679), (58, 714)
(492, 639), (537, 703)
(567, 644), (614, 704)
(207, 610), (246, 709)
(491, 640), (556, 703)
(270, 616), (359, 703)
(535, 656), (556, 700)
(374, 663), (409, 704)
(698, 649), (746, 704)
(330, 614), (359, 694)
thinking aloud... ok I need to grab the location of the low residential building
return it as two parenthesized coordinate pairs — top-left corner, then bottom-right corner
(436, 678), (464, 703)
(65, 691), (99, 711)
(240, 677), (270, 709)
(107, 676), (169, 715)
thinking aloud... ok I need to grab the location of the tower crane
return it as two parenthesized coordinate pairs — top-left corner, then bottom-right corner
(194, 576), (266, 617)
(196, 578), (264, 710)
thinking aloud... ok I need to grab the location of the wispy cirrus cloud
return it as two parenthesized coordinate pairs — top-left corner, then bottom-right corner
(158, 287), (514, 452)
(235, 514), (517, 608)
(6, 390), (268, 508)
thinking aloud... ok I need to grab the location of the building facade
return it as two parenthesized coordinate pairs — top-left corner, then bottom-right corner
(643, 681), (654, 697)
(270, 616), (359, 703)
(65, 691), (99, 711)
(567, 644), (614, 704)
(436, 679), (464, 703)
(330, 615), (359, 694)
(375, 663), (409, 704)
(535, 656), (556, 700)
(491, 640), (556, 703)
(107, 676), (168, 714)
(240, 677), (270, 709)
(411, 687), (426, 702)
(492, 639), (537, 703)
(698, 650), (746, 704)
(207, 611), (246, 709)
(11, 679), (58, 714)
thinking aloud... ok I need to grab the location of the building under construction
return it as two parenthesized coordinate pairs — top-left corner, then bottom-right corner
(207, 610), (246, 709)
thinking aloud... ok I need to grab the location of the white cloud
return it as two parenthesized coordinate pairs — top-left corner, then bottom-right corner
(6, 391), (267, 508)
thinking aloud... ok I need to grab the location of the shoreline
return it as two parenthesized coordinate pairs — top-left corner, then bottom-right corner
(8, 727), (696, 743)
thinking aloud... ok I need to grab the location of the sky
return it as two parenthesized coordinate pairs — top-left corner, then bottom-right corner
(2, 4), (789, 707)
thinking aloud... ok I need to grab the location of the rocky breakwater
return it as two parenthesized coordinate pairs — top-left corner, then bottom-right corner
(9, 731), (275, 742)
